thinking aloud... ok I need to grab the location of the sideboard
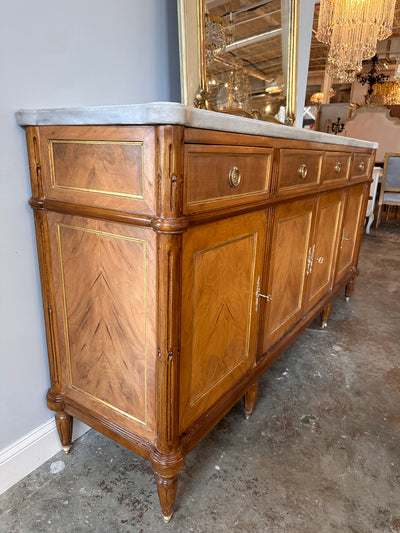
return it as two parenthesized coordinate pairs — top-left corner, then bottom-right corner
(17, 103), (377, 521)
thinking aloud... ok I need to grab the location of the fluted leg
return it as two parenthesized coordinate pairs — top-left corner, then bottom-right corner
(244, 381), (258, 420)
(345, 279), (355, 302)
(55, 412), (73, 454)
(157, 474), (178, 523)
(320, 302), (331, 329)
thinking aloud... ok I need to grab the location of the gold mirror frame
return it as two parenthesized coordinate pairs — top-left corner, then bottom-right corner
(177, 0), (298, 125)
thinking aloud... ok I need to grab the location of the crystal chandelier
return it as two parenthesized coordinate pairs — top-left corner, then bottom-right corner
(316, 0), (396, 82)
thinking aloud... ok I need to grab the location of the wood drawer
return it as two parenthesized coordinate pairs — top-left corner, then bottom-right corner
(351, 153), (372, 181)
(184, 145), (272, 212)
(321, 152), (351, 185)
(277, 150), (322, 193)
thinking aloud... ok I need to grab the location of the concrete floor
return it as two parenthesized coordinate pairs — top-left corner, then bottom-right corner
(1, 222), (399, 533)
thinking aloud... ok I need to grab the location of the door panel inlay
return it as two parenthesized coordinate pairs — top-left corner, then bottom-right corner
(56, 223), (147, 424)
(268, 211), (312, 334)
(189, 234), (256, 404)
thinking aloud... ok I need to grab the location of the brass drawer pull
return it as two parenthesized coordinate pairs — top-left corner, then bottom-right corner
(335, 162), (342, 174)
(298, 163), (308, 179)
(358, 161), (365, 172)
(228, 166), (241, 187)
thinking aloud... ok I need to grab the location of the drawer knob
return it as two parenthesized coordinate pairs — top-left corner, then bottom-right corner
(298, 164), (308, 179)
(228, 166), (241, 188)
(335, 162), (342, 174)
(358, 161), (365, 171)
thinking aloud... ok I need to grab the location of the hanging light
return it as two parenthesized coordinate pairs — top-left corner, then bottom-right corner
(372, 80), (400, 104)
(316, 0), (396, 82)
(310, 88), (336, 104)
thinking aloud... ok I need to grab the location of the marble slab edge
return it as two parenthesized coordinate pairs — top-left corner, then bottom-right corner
(15, 102), (378, 150)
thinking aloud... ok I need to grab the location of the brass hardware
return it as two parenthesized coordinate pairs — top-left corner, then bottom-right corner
(358, 161), (365, 172)
(298, 163), (308, 179)
(306, 245), (324, 276)
(228, 167), (241, 188)
(340, 229), (352, 249)
(335, 162), (342, 174)
(256, 276), (272, 312)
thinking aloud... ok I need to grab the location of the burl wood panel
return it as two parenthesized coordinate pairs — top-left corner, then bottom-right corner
(335, 184), (366, 283)
(321, 152), (351, 185)
(304, 190), (344, 311)
(184, 145), (272, 212)
(36, 126), (156, 214)
(47, 212), (157, 438)
(179, 211), (267, 432)
(261, 198), (314, 351)
(277, 150), (322, 193)
(51, 140), (143, 197)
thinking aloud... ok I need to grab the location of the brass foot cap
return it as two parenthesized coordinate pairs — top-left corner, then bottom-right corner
(63, 445), (72, 455)
(162, 514), (172, 523)
(244, 411), (252, 420)
(321, 321), (328, 329)
(345, 297), (350, 303)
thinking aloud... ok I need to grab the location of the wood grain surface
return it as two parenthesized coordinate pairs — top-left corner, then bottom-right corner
(47, 212), (157, 438)
(321, 152), (351, 185)
(51, 140), (144, 197)
(277, 150), (322, 193)
(184, 144), (272, 211)
(36, 125), (156, 214)
(335, 184), (366, 283)
(260, 197), (314, 351)
(305, 190), (344, 311)
(179, 210), (266, 432)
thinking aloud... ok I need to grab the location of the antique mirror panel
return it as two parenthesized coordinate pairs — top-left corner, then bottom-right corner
(178, 0), (298, 124)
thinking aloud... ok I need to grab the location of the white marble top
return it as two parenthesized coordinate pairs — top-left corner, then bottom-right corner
(16, 102), (378, 149)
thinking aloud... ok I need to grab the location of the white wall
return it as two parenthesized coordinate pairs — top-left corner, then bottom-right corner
(0, 0), (180, 455)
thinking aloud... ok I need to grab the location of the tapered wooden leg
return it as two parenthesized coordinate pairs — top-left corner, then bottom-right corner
(156, 474), (178, 523)
(320, 302), (331, 329)
(55, 412), (73, 454)
(376, 204), (383, 229)
(244, 381), (258, 420)
(345, 279), (355, 302)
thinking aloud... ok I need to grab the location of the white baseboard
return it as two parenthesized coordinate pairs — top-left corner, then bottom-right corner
(0, 417), (89, 495)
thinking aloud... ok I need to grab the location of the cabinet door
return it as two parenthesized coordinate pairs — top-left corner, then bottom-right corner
(179, 210), (266, 433)
(335, 184), (367, 283)
(260, 198), (315, 354)
(304, 190), (344, 312)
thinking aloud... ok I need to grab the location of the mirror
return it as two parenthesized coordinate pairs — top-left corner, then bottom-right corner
(178, 0), (298, 124)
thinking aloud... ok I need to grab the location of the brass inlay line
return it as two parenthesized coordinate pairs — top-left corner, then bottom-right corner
(50, 140), (145, 199)
(56, 222), (148, 426)
(186, 152), (271, 206)
(188, 232), (256, 406)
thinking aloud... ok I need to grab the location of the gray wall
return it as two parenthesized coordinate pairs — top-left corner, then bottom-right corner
(0, 0), (180, 450)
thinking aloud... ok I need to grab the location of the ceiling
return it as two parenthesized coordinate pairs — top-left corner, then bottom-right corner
(205, 0), (400, 114)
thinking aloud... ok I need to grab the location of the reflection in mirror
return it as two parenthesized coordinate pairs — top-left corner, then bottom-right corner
(204, 0), (293, 123)
(303, 2), (353, 133)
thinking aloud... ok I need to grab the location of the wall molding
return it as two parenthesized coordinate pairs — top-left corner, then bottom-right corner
(0, 418), (89, 495)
